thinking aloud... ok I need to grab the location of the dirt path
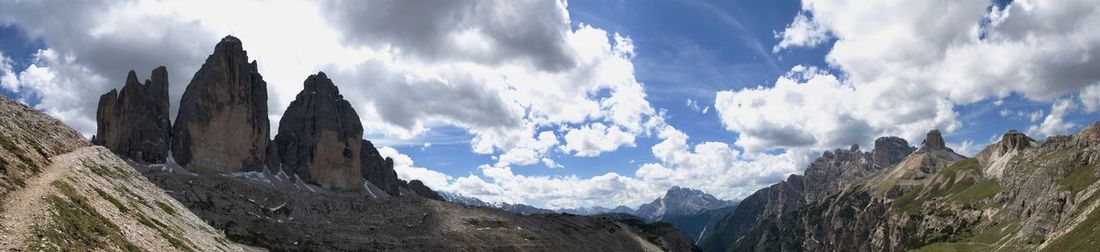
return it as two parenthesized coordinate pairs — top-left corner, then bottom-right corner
(0, 147), (78, 249)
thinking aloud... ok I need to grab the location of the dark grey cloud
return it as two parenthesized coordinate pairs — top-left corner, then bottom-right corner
(321, 0), (576, 72)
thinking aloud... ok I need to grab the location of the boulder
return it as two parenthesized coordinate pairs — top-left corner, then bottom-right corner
(172, 35), (271, 173)
(273, 72), (364, 191)
(94, 67), (172, 164)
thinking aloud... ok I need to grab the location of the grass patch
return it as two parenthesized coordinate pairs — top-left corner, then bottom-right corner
(950, 179), (1001, 203)
(1061, 163), (1097, 193)
(892, 185), (924, 213)
(94, 188), (129, 213)
(156, 201), (177, 215)
(27, 188), (139, 251)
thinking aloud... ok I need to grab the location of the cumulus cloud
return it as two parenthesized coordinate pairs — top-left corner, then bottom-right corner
(1028, 99), (1077, 138)
(377, 146), (453, 191)
(1081, 83), (1100, 112)
(773, 13), (830, 52)
(724, 0), (1100, 154)
(560, 123), (636, 157)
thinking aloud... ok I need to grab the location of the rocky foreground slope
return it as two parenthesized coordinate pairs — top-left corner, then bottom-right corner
(701, 124), (1100, 251)
(0, 96), (245, 251)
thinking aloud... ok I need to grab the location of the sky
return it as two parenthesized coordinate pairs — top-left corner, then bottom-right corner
(1, 0), (1098, 209)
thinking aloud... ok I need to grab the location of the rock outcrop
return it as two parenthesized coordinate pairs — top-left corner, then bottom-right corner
(172, 35), (270, 173)
(94, 67), (172, 164)
(361, 140), (402, 195)
(406, 179), (445, 201)
(273, 72), (363, 191)
(699, 136), (914, 251)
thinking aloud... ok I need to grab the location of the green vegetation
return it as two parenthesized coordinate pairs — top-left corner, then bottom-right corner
(892, 185), (924, 213)
(1061, 162), (1097, 193)
(1, 134), (40, 173)
(94, 188), (129, 213)
(28, 180), (139, 251)
(156, 200), (177, 215)
(950, 180), (1001, 203)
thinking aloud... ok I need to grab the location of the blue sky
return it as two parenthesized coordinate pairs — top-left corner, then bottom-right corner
(2, 0), (1098, 209)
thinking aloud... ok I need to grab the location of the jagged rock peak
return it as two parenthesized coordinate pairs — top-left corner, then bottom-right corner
(921, 129), (947, 150)
(362, 140), (401, 195)
(995, 130), (1034, 154)
(872, 136), (914, 168)
(274, 72), (364, 191)
(172, 35), (270, 173)
(94, 67), (172, 164)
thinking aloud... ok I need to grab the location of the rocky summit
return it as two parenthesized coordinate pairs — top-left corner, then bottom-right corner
(93, 67), (172, 164)
(273, 72), (364, 191)
(172, 35), (270, 173)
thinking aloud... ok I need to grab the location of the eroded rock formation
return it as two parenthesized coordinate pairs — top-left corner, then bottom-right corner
(94, 67), (172, 164)
(172, 35), (270, 173)
(273, 72), (364, 191)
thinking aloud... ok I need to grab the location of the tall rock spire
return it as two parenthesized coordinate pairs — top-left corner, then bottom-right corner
(172, 35), (270, 172)
(273, 72), (364, 191)
(94, 67), (172, 164)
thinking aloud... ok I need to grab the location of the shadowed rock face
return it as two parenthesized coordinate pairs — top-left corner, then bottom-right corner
(94, 67), (172, 164)
(274, 72), (364, 191)
(361, 140), (401, 195)
(172, 35), (270, 173)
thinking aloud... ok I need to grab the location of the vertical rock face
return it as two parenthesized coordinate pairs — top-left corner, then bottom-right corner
(172, 35), (270, 173)
(361, 140), (401, 195)
(872, 136), (916, 168)
(274, 72), (364, 191)
(94, 67), (172, 164)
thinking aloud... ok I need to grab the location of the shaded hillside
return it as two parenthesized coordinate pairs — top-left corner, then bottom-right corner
(703, 124), (1100, 251)
(700, 136), (915, 251)
(0, 96), (245, 251)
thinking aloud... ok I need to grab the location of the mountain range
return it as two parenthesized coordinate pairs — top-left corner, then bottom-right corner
(0, 36), (695, 251)
(4, 34), (1100, 252)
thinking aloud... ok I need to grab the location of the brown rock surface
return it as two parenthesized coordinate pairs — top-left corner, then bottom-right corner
(172, 35), (270, 173)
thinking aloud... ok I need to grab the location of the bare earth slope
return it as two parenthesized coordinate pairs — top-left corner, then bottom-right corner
(0, 96), (245, 251)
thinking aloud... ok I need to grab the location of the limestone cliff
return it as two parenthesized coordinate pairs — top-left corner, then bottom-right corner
(94, 67), (172, 164)
(172, 35), (270, 173)
(273, 72), (363, 191)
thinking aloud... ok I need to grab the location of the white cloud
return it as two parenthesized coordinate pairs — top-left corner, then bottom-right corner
(715, 65), (959, 153)
(773, 13), (830, 52)
(728, 0), (1100, 154)
(1081, 83), (1100, 112)
(1028, 99), (1077, 139)
(560, 123), (636, 157)
(377, 146), (453, 191)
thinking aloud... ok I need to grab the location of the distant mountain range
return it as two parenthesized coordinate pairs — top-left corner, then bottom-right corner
(441, 185), (738, 243)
